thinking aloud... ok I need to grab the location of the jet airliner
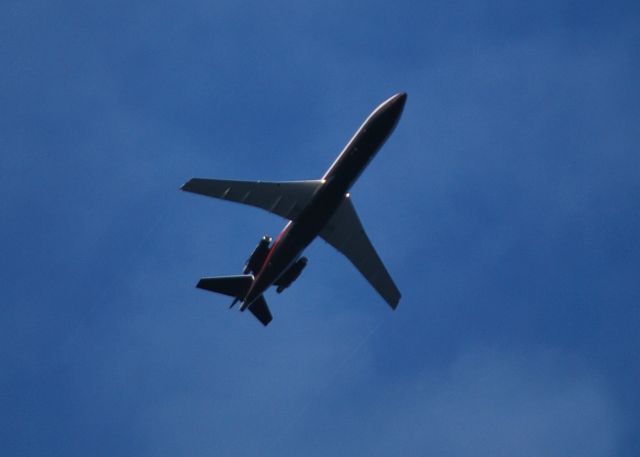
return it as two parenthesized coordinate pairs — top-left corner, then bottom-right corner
(181, 92), (407, 325)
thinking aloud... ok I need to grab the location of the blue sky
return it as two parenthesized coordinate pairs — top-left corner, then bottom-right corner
(2, 1), (639, 455)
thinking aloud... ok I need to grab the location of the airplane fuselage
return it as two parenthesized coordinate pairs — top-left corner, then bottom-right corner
(241, 92), (407, 310)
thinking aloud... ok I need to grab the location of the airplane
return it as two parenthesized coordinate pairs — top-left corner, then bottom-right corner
(181, 92), (407, 326)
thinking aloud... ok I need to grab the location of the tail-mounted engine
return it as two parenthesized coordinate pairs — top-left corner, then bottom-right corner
(275, 257), (308, 293)
(243, 235), (272, 274)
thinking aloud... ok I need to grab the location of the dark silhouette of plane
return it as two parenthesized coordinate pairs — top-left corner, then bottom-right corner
(181, 93), (406, 325)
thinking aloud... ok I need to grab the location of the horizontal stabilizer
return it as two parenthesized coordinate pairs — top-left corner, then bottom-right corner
(197, 275), (253, 298)
(247, 295), (273, 326)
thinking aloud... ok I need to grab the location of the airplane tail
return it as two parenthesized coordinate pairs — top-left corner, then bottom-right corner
(197, 274), (254, 298)
(244, 295), (272, 326)
(196, 274), (272, 326)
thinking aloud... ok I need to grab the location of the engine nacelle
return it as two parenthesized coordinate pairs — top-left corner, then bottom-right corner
(243, 235), (272, 274)
(275, 257), (308, 293)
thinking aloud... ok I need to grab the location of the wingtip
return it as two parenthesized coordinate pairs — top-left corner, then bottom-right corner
(181, 178), (204, 192)
(389, 293), (401, 310)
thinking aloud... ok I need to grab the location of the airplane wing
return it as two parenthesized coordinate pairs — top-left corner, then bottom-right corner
(181, 178), (324, 221)
(319, 196), (401, 309)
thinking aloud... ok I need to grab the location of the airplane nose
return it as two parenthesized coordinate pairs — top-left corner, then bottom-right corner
(393, 92), (407, 109)
(367, 92), (408, 139)
(383, 92), (407, 120)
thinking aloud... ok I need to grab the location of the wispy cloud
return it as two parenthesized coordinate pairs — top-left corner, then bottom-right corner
(282, 347), (618, 457)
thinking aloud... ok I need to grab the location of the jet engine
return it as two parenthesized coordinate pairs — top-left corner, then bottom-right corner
(275, 257), (308, 293)
(243, 235), (272, 274)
